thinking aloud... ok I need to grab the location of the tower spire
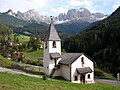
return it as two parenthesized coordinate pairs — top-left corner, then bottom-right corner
(45, 16), (61, 41)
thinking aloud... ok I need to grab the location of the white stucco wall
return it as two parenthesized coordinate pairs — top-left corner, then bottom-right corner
(61, 65), (70, 81)
(49, 41), (61, 55)
(53, 68), (62, 77)
(43, 41), (49, 75)
(43, 40), (61, 76)
(71, 54), (94, 84)
(85, 73), (94, 84)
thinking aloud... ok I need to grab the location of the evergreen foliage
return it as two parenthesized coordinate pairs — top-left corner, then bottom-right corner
(56, 20), (90, 35)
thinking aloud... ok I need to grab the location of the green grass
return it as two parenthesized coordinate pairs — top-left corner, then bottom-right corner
(95, 68), (115, 80)
(0, 55), (14, 68)
(0, 72), (120, 90)
(17, 34), (30, 43)
(23, 49), (43, 61)
(10, 34), (30, 43)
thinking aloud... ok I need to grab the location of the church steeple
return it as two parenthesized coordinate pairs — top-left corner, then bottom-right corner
(46, 17), (61, 41)
(43, 16), (61, 76)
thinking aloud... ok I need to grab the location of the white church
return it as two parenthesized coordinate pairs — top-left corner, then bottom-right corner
(43, 19), (95, 84)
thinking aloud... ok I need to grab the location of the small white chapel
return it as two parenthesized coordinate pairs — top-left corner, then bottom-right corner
(43, 19), (95, 84)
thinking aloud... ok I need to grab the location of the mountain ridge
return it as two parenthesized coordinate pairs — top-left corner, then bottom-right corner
(0, 8), (108, 36)
(1, 8), (108, 24)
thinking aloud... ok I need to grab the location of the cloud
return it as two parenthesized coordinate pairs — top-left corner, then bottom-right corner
(68, 0), (94, 8)
(0, 0), (119, 16)
(0, 0), (49, 12)
(40, 7), (68, 16)
(50, 7), (68, 14)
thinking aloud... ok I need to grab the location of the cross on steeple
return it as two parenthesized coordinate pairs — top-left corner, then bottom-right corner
(50, 16), (54, 24)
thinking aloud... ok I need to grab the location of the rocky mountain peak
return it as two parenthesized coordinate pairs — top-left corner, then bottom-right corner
(79, 8), (88, 12)
(5, 9), (16, 17)
(58, 8), (107, 23)
(0, 8), (108, 24)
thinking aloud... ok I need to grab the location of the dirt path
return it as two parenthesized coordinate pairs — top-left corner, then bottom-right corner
(0, 67), (42, 78)
(95, 79), (120, 86)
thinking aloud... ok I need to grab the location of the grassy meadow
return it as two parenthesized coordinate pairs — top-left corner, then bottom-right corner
(10, 34), (30, 43)
(0, 55), (14, 68)
(23, 49), (43, 61)
(0, 72), (120, 90)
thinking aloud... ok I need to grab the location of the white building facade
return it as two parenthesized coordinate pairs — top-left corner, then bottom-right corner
(43, 20), (94, 84)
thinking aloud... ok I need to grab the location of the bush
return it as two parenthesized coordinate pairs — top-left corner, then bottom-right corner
(43, 75), (48, 80)
(22, 59), (43, 66)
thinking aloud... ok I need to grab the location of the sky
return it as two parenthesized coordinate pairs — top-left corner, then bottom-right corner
(0, 0), (120, 16)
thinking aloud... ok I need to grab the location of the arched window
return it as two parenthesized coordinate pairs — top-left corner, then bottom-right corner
(81, 57), (84, 64)
(81, 57), (84, 67)
(52, 41), (56, 48)
(74, 76), (78, 81)
(88, 74), (90, 79)
(45, 42), (47, 49)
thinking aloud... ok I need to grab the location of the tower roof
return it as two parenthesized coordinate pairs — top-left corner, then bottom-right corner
(46, 20), (61, 41)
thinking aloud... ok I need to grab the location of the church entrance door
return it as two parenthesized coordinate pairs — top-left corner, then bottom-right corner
(80, 74), (85, 84)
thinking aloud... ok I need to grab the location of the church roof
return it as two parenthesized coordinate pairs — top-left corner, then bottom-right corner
(46, 22), (61, 41)
(50, 53), (61, 59)
(76, 67), (92, 74)
(59, 53), (82, 65)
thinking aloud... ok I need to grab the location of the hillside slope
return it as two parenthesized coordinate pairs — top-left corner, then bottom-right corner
(63, 6), (120, 75)
(0, 14), (29, 27)
(56, 20), (90, 35)
(0, 23), (12, 36)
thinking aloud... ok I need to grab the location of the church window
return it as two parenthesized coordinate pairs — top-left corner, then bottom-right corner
(74, 76), (78, 81)
(81, 57), (84, 67)
(52, 41), (56, 48)
(45, 42), (47, 49)
(88, 74), (90, 79)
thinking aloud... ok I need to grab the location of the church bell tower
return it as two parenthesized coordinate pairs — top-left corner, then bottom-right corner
(43, 18), (61, 76)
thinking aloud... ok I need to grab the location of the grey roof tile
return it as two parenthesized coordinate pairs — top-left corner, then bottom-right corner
(76, 67), (92, 74)
(50, 53), (61, 59)
(59, 53), (82, 65)
(46, 23), (61, 41)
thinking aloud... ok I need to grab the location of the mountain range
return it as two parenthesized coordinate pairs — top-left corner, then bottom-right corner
(0, 8), (108, 35)
(58, 8), (107, 23)
(2, 8), (107, 24)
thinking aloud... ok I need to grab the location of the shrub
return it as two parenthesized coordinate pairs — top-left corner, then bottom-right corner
(22, 59), (43, 66)
(43, 75), (48, 80)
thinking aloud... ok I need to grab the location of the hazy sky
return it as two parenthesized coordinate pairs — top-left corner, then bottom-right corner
(0, 0), (120, 16)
